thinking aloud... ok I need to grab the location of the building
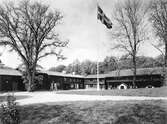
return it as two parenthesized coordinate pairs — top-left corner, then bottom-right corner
(0, 68), (24, 91)
(0, 69), (85, 91)
(84, 74), (106, 89)
(41, 71), (84, 90)
(0, 67), (165, 91)
(85, 67), (164, 90)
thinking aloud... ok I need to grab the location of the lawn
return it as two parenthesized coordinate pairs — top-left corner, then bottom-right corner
(0, 90), (167, 123)
(57, 86), (167, 97)
(0, 95), (30, 103)
(16, 100), (167, 124)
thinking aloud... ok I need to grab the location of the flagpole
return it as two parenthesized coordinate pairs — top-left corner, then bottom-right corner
(96, 0), (100, 91)
(96, 0), (112, 91)
(96, 60), (100, 91)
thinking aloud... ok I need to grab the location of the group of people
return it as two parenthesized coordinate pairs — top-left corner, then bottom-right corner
(50, 82), (57, 91)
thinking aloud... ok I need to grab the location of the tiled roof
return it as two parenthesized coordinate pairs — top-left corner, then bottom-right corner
(85, 67), (164, 79)
(0, 68), (22, 76)
(0, 67), (163, 78)
(85, 74), (108, 79)
(41, 70), (84, 78)
(106, 67), (163, 77)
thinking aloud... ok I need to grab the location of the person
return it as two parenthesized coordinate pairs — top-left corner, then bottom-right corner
(50, 81), (54, 91)
(54, 83), (57, 91)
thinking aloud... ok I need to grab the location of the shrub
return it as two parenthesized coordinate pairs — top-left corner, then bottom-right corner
(0, 94), (20, 124)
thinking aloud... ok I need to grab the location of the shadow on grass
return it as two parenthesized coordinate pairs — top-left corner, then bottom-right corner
(0, 95), (31, 103)
(57, 87), (167, 97)
(20, 104), (86, 124)
(19, 101), (167, 124)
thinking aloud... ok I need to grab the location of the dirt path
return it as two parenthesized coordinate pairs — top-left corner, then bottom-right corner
(3, 91), (165, 105)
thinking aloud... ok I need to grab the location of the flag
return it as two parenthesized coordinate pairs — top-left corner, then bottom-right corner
(97, 5), (112, 29)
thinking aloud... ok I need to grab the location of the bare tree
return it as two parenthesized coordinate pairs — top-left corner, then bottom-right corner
(149, 0), (167, 85)
(0, 0), (68, 91)
(112, 0), (148, 87)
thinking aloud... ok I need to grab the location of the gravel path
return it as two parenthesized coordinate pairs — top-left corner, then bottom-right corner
(1, 91), (164, 105)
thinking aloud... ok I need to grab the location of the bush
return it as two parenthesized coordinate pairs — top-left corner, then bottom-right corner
(0, 94), (20, 124)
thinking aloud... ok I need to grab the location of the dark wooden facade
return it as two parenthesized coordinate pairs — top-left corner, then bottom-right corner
(0, 68), (25, 91)
(0, 75), (25, 91)
(35, 71), (85, 90)
(48, 75), (84, 90)
(84, 68), (164, 89)
(0, 67), (165, 91)
(84, 78), (105, 89)
(0, 69), (85, 91)
(105, 74), (163, 89)
(34, 73), (50, 90)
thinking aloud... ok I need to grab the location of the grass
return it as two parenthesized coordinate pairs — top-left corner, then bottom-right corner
(14, 100), (167, 124)
(57, 86), (167, 97)
(0, 89), (166, 123)
(0, 95), (30, 103)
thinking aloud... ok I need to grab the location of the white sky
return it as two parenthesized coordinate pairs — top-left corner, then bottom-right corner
(0, 0), (161, 69)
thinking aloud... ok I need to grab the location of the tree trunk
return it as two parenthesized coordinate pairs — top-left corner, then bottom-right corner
(27, 65), (36, 92)
(132, 55), (136, 88)
(27, 71), (32, 92)
(163, 43), (167, 86)
(27, 70), (34, 92)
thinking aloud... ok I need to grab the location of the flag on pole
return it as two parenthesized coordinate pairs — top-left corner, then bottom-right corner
(97, 5), (112, 29)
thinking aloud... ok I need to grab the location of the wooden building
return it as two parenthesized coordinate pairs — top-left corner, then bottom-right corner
(84, 74), (106, 89)
(0, 68), (24, 91)
(40, 71), (85, 90)
(0, 67), (165, 91)
(105, 67), (163, 89)
(0, 69), (85, 91)
(84, 67), (164, 90)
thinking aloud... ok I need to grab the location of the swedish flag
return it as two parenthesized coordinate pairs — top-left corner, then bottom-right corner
(97, 5), (112, 29)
